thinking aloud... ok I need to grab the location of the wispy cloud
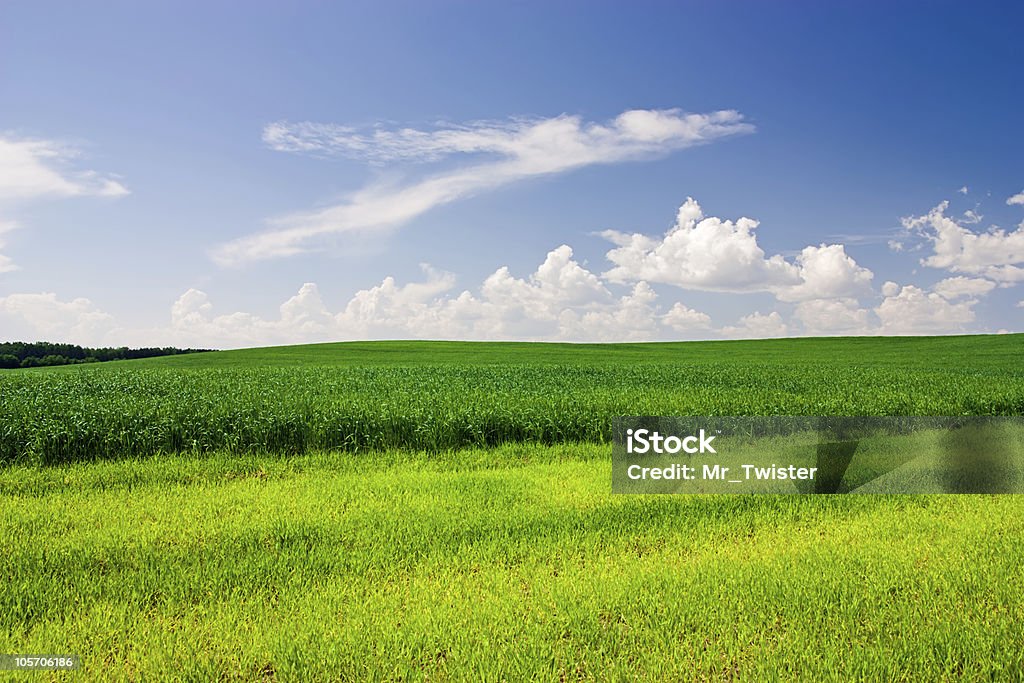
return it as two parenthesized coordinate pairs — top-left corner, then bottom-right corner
(0, 135), (128, 201)
(212, 109), (754, 267)
(820, 229), (903, 246)
(0, 135), (128, 273)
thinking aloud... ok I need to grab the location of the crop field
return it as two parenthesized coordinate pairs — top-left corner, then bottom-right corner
(3, 335), (1022, 465)
(2, 334), (1023, 681)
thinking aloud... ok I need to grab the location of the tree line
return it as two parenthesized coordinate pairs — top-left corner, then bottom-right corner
(0, 341), (212, 369)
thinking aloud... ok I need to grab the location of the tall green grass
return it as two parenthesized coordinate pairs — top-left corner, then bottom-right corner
(1, 336), (1021, 464)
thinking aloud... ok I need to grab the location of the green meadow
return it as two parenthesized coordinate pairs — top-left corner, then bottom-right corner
(2, 334), (1023, 680)
(3, 335), (1022, 465)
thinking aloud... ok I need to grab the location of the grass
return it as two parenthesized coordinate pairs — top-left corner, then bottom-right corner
(2, 335), (1023, 680)
(2, 446), (1023, 681)
(3, 335), (1023, 465)
(62, 334), (1024, 370)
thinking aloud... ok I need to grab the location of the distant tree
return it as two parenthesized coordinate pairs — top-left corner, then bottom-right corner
(0, 341), (212, 369)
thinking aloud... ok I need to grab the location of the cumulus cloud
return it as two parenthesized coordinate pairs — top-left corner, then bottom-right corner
(170, 288), (214, 328)
(662, 301), (712, 332)
(793, 298), (871, 336)
(558, 282), (670, 341)
(1007, 191), (1024, 206)
(481, 245), (611, 310)
(14, 189), (1023, 345)
(601, 197), (872, 300)
(901, 200), (1024, 283)
(185, 248), (717, 344)
(335, 265), (464, 339)
(0, 292), (116, 342)
(601, 197), (798, 291)
(213, 109), (754, 266)
(874, 282), (979, 335)
(169, 283), (341, 347)
(4, 245), (723, 347)
(0, 135), (128, 201)
(774, 243), (874, 302)
(720, 311), (788, 339)
(932, 276), (996, 300)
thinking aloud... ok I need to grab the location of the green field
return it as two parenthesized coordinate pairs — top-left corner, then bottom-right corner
(3, 335), (1022, 465)
(2, 335), (1023, 680)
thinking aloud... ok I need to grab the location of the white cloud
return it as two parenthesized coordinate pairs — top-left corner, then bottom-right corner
(328, 249), (616, 341)
(662, 301), (712, 332)
(793, 298), (871, 336)
(8, 237), (1014, 346)
(185, 249), (711, 344)
(0, 135), (128, 201)
(557, 282), (667, 342)
(0, 292), (115, 342)
(720, 311), (788, 339)
(335, 265), (463, 339)
(602, 197), (799, 292)
(0, 134), (128, 273)
(481, 245), (611, 310)
(874, 282), (979, 335)
(4, 245), (722, 346)
(168, 283), (341, 347)
(881, 281), (901, 297)
(1007, 191), (1024, 206)
(932, 276), (996, 300)
(962, 209), (982, 224)
(0, 220), (18, 273)
(980, 266), (1024, 284)
(902, 200), (1024, 283)
(14, 186), (1023, 345)
(601, 197), (872, 301)
(958, 186), (969, 195)
(280, 282), (335, 334)
(774, 243), (874, 302)
(170, 288), (214, 327)
(263, 109), (753, 164)
(213, 109), (754, 266)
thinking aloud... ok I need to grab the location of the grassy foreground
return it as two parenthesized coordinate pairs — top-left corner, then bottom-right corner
(3, 446), (1023, 681)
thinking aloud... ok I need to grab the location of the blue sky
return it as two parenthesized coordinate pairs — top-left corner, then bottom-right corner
(1, 1), (1022, 347)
